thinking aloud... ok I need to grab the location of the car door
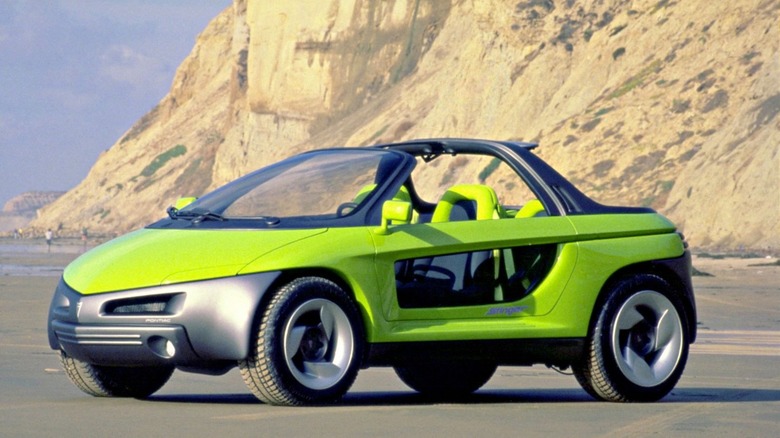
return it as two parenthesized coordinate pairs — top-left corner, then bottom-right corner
(368, 152), (581, 343)
(370, 214), (579, 342)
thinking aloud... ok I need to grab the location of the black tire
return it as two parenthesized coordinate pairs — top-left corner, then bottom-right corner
(573, 274), (690, 402)
(239, 277), (364, 406)
(393, 361), (497, 399)
(59, 351), (173, 398)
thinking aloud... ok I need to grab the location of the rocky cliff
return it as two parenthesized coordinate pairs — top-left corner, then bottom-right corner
(1, 191), (65, 233)
(31, 0), (780, 251)
(3, 191), (65, 215)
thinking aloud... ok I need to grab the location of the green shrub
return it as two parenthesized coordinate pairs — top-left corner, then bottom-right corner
(369, 125), (389, 142)
(583, 28), (594, 42)
(659, 180), (674, 192)
(609, 60), (662, 99)
(594, 107), (614, 117)
(140, 144), (187, 178)
(478, 158), (501, 182)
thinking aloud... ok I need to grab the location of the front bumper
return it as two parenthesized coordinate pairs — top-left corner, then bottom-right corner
(51, 320), (199, 365)
(48, 272), (280, 368)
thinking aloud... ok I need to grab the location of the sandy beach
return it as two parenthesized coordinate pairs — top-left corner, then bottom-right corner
(1, 240), (777, 437)
(0, 237), (85, 277)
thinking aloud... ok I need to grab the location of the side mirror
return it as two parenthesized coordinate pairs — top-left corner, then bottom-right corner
(377, 200), (412, 235)
(173, 196), (198, 210)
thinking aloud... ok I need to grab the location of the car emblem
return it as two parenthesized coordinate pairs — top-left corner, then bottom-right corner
(486, 306), (527, 316)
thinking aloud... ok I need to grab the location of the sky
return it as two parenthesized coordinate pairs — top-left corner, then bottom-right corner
(0, 0), (232, 207)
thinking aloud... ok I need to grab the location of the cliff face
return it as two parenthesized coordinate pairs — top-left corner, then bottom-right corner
(3, 191), (65, 215)
(0, 191), (65, 232)
(32, 0), (780, 251)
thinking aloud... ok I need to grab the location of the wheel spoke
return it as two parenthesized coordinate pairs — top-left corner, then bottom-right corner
(617, 305), (645, 330)
(654, 309), (676, 349)
(319, 304), (335, 338)
(285, 326), (307, 359)
(624, 347), (655, 383)
(303, 360), (341, 379)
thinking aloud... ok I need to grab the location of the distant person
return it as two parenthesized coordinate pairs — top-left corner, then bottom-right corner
(81, 227), (88, 250)
(45, 228), (53, 253)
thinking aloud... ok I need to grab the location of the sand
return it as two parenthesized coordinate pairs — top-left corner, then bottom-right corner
(0, 241), (777, 437)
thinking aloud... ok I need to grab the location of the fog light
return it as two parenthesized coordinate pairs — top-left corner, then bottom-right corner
(149, 336), (176, 359)
(165, 340), (176, 357)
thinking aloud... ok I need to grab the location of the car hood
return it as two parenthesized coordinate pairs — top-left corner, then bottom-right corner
(63, 227), (326, 295)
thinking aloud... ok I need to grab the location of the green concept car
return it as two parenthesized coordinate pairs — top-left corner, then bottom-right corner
(48, 138), (696, 406)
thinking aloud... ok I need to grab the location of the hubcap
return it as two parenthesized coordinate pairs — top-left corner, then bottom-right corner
(282, 299), (354, 390)
(300, 324), (328, 361)
(612, 290), (684, 387)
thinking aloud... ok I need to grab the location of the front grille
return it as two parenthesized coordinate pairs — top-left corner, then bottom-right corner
(103, 293), (182, 315)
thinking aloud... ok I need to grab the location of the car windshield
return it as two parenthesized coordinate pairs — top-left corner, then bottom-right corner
(177, 149), (405, 220)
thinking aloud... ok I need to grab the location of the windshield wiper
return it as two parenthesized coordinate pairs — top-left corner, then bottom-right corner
(167, 207), (281, 226)
(245, 215), (281, 226)
(167, 206), (181, 220)
(192, 211), (226, 223)
(167, 207), (226, 223)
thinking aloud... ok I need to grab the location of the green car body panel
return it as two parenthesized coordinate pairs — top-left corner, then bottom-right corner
(48, 138), (695, 405)
(64, 227), (328, 294)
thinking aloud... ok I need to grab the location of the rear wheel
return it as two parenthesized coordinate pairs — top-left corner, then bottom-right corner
(59, 351), (173, 398)
(239, 277), (363, 406)
(573, 274), (689, 402)
(394, 361), (496, 399)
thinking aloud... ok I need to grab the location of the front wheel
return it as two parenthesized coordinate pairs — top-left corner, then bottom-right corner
(573, 274), (690, 402)
(239, 277), (364, 406)
(60, 351), (173, 398)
